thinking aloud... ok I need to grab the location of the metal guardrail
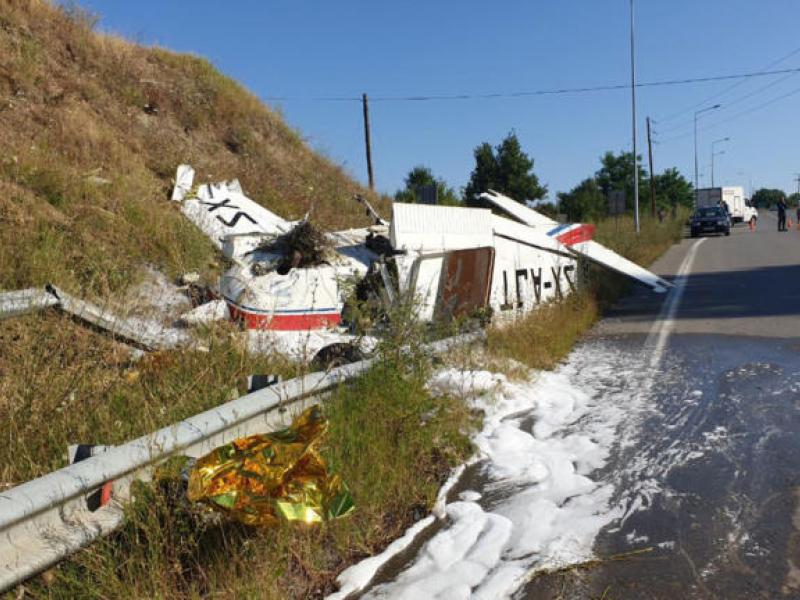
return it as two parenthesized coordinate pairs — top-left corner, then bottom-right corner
(0, 286), (189, 350)
(0, 289), (60, 320)
(0, 332), (482, 593)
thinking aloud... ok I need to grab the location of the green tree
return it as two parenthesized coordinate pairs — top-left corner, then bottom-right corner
(595, 151), (648, 212)
(751, 188), (787, 208)
(464, 132), (547, 205)
(788, 192), (800, 207)
(557, 178), (606, 222)
(532, 201), (559, 219)
(653, 167), (694, 210)
(394, 165), (460, 206)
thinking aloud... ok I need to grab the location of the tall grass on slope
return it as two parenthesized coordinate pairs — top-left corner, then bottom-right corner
(0, 0), (386, 296)
(0, 313), (300, 487)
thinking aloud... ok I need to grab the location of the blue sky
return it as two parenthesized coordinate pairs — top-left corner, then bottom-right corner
(80, 1), (800, 200)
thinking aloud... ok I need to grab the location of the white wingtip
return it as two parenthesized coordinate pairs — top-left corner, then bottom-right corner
(171, 164), (195, 202)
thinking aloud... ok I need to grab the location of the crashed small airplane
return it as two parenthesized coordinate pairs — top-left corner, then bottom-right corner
(171, 165), (670, 342)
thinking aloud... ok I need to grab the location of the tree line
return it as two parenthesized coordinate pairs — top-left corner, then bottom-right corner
(751, 188), (800, 208)
(394, 132), (695, 222)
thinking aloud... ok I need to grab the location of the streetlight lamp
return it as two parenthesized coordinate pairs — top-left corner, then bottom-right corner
(630, 0), (639, 233)
(694, 104), (721, 205)
(710, 137), (730, 187)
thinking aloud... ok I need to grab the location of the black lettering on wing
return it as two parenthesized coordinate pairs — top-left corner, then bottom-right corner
(216, 212), (257, 227)
(201, 198), (240, 212)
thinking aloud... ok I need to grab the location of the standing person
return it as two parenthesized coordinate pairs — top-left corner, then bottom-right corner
(777, 198), (787, 231)
(795, 204), (800, 230)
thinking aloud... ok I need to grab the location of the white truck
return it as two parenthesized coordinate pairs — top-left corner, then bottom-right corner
(696, 186), (757, 224)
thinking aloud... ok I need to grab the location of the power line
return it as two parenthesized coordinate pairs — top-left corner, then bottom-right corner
(655, 44), (800, 123)
(658, 83), (800, 144)
(262, 65), (800, 103)
(655, 70), (799, 136)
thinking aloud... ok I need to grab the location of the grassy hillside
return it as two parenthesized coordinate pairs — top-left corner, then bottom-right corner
(0, 0), (384, 296)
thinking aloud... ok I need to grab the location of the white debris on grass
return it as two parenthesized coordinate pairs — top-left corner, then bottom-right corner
(180, 300), (230, 325)
(108, 266), (194, 348)
(125, 265), (191, 320)
(112, 313), (192, 349)
(357, 348), (642, 599)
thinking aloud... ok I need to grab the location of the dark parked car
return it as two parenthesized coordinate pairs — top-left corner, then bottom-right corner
(690, 206), (731, 237)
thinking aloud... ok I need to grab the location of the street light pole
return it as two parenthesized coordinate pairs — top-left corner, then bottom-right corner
(630, 0), (639, 233)
(711, 151), (725, 187)
(694, 104), (721, 206)
(710, 137), (730, 188)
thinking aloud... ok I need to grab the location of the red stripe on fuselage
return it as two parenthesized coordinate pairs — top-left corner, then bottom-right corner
(227, 304), (341, 331)
(556, 224), (595, 246)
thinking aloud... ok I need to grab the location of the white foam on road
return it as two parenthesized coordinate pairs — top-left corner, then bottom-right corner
(328, 516), (436, 600)
(355, 345), (651, 600)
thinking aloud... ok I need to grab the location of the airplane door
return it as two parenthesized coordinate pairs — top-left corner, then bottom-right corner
(436, 247), (495, 320)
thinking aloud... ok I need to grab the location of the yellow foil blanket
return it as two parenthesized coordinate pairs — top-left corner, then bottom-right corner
(187, 405), (354, 526)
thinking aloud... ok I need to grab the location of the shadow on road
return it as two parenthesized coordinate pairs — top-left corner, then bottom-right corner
(606, 263), (800, 323)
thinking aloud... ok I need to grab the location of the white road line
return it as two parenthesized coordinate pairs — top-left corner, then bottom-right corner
(645, 238), (706, 371)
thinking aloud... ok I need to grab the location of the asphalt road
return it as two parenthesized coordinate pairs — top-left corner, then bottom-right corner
(598, 209), (800, 339)
(522, 211), (800, 599)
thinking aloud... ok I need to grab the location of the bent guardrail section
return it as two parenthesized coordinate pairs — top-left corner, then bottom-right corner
(0, 286), (189, 350)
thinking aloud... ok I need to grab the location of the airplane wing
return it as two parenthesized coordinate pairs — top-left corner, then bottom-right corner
(171, 165), (293, 254)
(480, 189), (558, 227)
(489, 215), (573, 256)
(571, 240), (672, 293)
(479, 190), (671, 293)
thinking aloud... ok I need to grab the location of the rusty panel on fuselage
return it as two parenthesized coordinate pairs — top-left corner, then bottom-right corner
(436, 247), (495, 320)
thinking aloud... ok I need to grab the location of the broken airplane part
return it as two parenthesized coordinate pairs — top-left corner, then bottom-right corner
(170, 165), (669, 337)
(479, 190), (672, 293)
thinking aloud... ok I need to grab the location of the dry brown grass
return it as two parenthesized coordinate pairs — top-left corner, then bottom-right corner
(0, 311), (302, 487)
(487, 293), (599, 370)
(0, 0), (388, 297)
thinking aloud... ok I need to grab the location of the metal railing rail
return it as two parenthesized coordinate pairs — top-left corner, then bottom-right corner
(0, 332), (482, 592)
(0, 289), (59, 320)
(0, 286), (189, 350)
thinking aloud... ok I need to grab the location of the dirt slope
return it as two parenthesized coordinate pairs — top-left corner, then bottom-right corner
(0, 0), (383, 295)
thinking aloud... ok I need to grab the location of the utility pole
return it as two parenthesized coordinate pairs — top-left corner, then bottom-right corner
(630, 0), (640, 233)
(795, 173), (800, 195)
(647, 116), (656, 218)
(362, 93), (375, 191)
